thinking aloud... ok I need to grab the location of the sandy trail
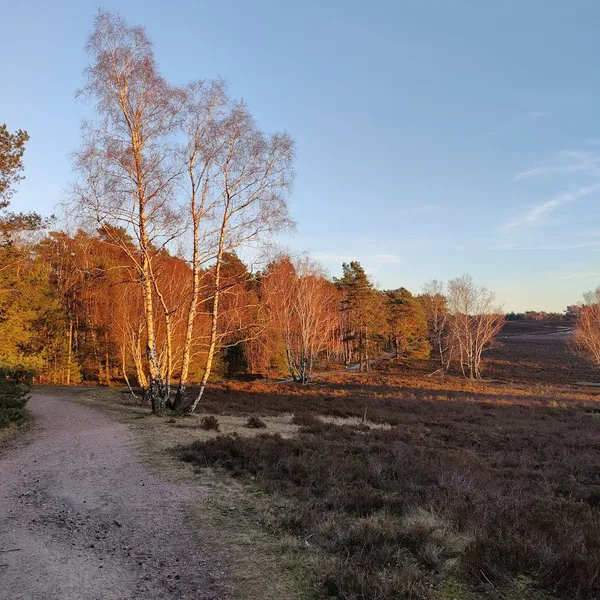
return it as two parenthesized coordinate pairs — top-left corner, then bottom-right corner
(278, 352), (397, 383)
(0, 393), (230, 600)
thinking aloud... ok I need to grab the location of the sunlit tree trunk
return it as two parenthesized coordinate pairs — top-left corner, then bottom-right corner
(173, 168), (210, 409)
(66, 319), (73, 385)
(172, 225), (200, 408)
(73, 11), (182, 413)
(187, 221), (226, 413)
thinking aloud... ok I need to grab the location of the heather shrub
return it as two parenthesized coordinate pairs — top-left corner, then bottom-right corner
(199, 415), (220, 431)
(180, 400), (600, 599)
(245, 416), (267, 429)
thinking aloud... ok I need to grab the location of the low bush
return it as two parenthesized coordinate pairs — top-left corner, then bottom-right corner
(0, 373), (30, 428)
(199, 415), (220, 431)
(290, 412), (321, 427)
(245, 416), (267, 429)
(180, 399), (600, 600)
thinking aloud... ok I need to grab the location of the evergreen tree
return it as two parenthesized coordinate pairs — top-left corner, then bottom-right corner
(385, 288), (430, 359)
(335, 262), (385, 371)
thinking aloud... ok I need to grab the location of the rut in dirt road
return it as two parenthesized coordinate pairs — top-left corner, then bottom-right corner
(0, 393), (231, 600)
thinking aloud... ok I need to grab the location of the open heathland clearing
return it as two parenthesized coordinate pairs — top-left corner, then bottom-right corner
(4, 7), (600, 600)
(485, 319), (599, 385)
(54, 319), (599, 600)
(4, 320), (598, 599)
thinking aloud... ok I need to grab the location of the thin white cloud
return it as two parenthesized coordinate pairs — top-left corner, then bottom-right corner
(490, 110), (550, 136)
(504, 185), (600, 228)
(575, 229), (600, 237)
(490, 240), (600, 251)
(513, 150), (600, 182)
(554, 271), (600, 281)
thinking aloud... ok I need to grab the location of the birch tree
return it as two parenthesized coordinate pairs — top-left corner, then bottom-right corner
(420, 279), (453, 372)
(172, 80), (228, 408)
(183, 99), (294, 412)
(572, 287), (600, 366)
(263, 256), (337, 383)
(73, 10), (184, 413)
(446, 275), (504, 379)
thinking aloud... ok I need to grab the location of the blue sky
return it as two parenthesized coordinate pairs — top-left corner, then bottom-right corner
(2, 0), (600, 311)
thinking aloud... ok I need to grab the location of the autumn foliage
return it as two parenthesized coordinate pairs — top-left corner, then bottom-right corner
(0, 11), (528, 410)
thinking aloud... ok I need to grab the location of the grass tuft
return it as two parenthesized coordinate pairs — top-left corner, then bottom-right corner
(200, 415), (220, 431)
(246, 416), (267, 429)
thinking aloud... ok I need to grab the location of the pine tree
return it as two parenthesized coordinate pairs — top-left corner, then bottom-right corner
(335, 262), (385, 371)
(385, 288), (430, 359)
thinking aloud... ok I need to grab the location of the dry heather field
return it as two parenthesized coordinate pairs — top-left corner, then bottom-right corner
(88, 320), (600, 600)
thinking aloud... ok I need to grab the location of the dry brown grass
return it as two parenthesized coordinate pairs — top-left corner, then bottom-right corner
(178, 354), (600, 600)
(181, 393), (600, 599)
(485, 319), (597, 385)
(49, 386), (313, 600)
(37, 323), (600, 600)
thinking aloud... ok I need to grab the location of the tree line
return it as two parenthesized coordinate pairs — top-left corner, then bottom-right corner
(0, 213), (506, 409)
(0, 226), (431, 392)
(506, 310), (567, 321)
(0, 11), (511, 415)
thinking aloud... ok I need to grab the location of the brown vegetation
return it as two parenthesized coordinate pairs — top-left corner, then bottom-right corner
(4, 8), (600, 600)
(572, 288), (600, 371)
(177, 330), (600, 600)
(486, 319), (598, 385)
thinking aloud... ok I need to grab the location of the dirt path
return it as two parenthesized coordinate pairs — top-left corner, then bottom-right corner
(0, 393), (230, 600)
(278, 352), (396, 383)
